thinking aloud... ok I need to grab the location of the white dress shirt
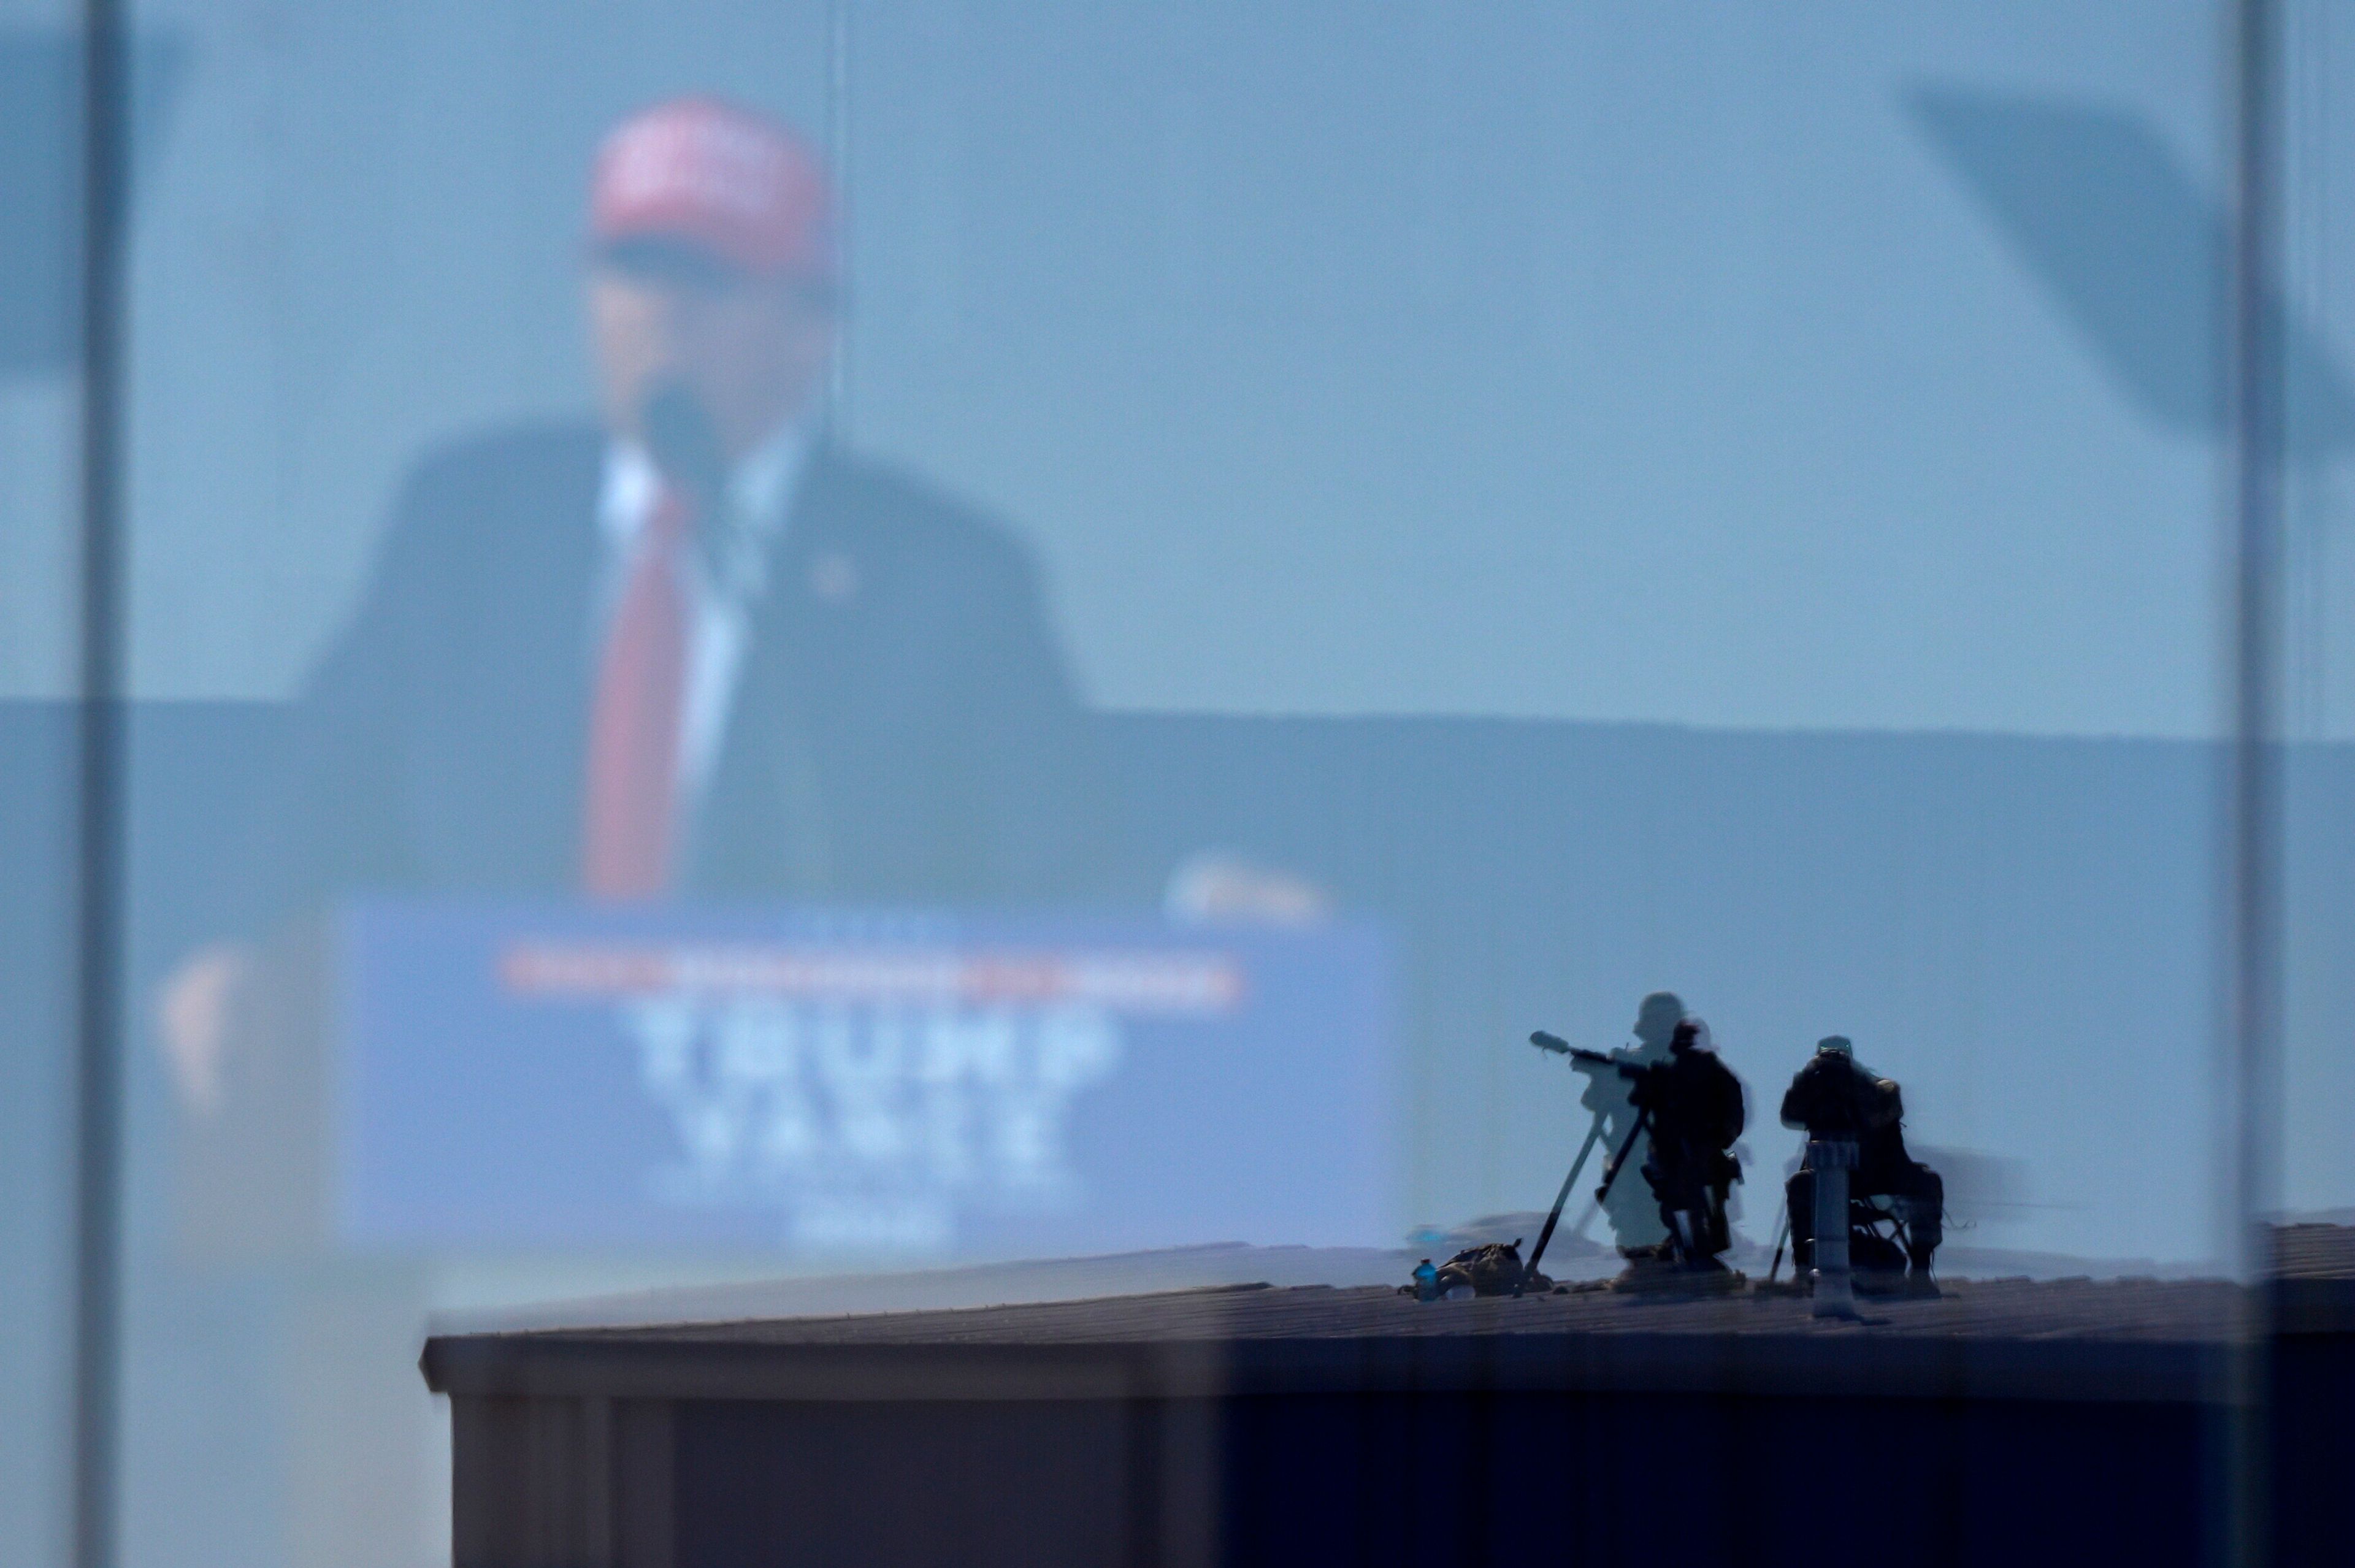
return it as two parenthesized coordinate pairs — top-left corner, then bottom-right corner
(594, 419), (810, 803)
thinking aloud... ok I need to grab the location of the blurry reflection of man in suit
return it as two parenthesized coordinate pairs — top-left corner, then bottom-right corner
(161, 98), (1111, 1104)
(140, 98), (1329, 1568)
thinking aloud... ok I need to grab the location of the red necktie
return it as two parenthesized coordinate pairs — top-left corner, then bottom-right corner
(582, 489), (692, 898)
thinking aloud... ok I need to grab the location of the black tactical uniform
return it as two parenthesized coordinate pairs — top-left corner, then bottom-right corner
(1629, 1019), (1747, 1267)
(1780, 1038), (1943, 1287)
(1579, 990), (1685, 1254)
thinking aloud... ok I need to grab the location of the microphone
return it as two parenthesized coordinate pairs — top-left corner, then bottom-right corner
(640, 381), (727, 516)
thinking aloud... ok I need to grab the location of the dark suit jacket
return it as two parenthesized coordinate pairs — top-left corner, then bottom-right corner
(234, 421), (1119, 930)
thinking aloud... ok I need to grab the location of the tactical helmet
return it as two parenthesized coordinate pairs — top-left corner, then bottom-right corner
(1817, 1034), (1853, 1057)
(1672, 1015), (1715, 1052)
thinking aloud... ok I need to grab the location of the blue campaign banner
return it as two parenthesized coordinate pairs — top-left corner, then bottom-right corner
(332, 901), (1393, 1256)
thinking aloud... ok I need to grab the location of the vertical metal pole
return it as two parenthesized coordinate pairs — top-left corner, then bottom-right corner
(824, 0), (852, 435)
(72, 0), (130, 1566)
(1807, 1142), (1856, 1320)
(2226, 0), (2284, 1563)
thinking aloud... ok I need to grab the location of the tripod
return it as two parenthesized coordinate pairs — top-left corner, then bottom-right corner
(1516, 1104), (1652, 1293)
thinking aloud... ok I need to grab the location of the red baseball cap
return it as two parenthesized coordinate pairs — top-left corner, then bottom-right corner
(589, 98), (834, 281)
